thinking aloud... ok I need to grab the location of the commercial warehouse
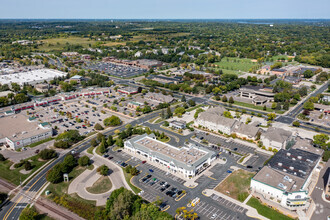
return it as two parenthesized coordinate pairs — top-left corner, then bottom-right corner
(124, 134), (216, 179)
(0, 114), (53, 150)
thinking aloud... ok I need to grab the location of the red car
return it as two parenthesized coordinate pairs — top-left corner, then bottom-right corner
(142, 161), (147, 164)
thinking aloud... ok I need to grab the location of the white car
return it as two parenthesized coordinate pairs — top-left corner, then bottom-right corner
(211, 214), (217, 219)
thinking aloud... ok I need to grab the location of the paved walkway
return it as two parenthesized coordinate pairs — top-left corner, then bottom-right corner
(203, 189), (269, 220)
(68, 149), (131, 206)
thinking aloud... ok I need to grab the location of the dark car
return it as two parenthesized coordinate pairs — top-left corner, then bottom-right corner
(146, 175), (152, 179)
(165, 184), (170, 189)
(160, 181), (165, 186)
(160, 187), (166, 192)
(247, 165), (253, 169)
(35, 149), (40, 154)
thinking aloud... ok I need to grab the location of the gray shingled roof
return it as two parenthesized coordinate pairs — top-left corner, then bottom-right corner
(234, 122), (260, 138)
(261, 127), (292, 144)
(198, 112), (237, 128)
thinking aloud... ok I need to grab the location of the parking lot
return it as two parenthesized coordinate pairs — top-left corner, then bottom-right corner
(83, 61), (146, 78)
(195, 131), (269, 170)
(28, 96), (132, 136)
(193, 199), (246, 220)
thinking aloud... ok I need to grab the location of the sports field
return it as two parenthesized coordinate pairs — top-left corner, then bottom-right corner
(214, 57), (261, 74)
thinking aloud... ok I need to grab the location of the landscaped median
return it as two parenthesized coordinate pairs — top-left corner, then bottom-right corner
(175, 191), (186, 201)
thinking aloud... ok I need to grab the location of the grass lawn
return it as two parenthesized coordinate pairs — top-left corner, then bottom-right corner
(186, 104), (204, 112)
(87, 147), (94, 155)
(214, 169), (255, 202)
(122, 168), (141, 194)
(247, 197), (294, 220)
(157, 136), (170, 143)
(25, 137), (54, 148)
(86, 176), (112, 194)
(37, 37), (98, 52)
(154, 118), (165, 124)
(214, 57), (261, 74)
(232, 101), (285, 114)
(0, 155), (48, 186)
(46, 165), (100, 219)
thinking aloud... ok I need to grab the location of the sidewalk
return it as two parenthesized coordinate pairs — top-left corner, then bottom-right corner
(203, 189), (269, 220)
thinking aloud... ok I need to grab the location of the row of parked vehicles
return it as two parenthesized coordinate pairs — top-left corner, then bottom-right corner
(141, 175), (183, 199)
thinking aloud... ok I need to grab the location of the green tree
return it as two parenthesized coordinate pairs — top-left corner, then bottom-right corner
(0, 153), (6, 161)
(292, 121), (300, 127)
(91, 138), (98, 147)
(38, 149), (57, 160)
(46, 164), (63, 183)
(166, 106), (172, 118)
(19, 206), (38, 220)
(97, 165), (109, 176)
(78, 156), (90, 166)
(313, 134), (329, 149)
(188, 99), (196, 106)
(174, 107), (186, 117)
(181, 95), (186, 102)
(229, 96), (234, 104)
(222, 95), (228, 102)
(103, 115), (121, 126)
(94, 123), (104, 130)
(223, 111), (233, 118)
(267, 113), (276, 121)
(303, 101), (314, 111)
(24, 161), (32, 171)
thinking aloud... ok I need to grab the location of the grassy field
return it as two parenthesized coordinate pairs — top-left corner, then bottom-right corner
(247, 197), (294, 220)
(86, 176), (112, 194)
(214, 57), (261, 74)
(0, 155), (48, 185)
(215, 169), (254, 202)
(46, 166), (100, 219)
(38, 37), (98, 51)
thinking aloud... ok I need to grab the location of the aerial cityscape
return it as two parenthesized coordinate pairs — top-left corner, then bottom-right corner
(0, 1), (329, 220)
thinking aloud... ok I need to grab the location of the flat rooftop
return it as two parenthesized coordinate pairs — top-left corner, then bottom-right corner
(0, 114), (51, 141)
(0, 69), (66, 85)
(136, 136), (207, 164)
(253, 166), (305, 192)
(268, 148), (320, 179)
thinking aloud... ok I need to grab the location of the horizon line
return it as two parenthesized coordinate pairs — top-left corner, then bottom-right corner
(0, 18), (329, 20)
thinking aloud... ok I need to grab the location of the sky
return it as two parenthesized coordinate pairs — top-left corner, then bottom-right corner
(0, 0), (329, 19)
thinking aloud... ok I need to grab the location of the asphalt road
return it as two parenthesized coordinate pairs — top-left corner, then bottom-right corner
(310, 160), (330, 220)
